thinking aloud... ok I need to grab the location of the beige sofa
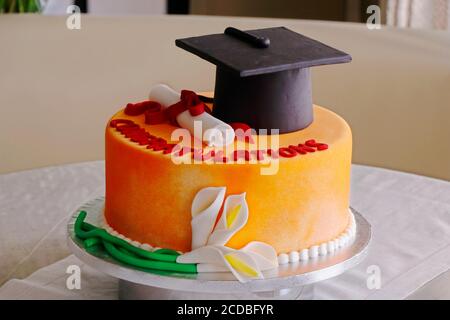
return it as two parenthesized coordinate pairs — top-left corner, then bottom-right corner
(1, 15), (449, 180)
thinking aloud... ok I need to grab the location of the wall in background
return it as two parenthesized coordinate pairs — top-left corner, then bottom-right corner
(43, 0), (166, 15)
(190, 0), (385, 23)
(387, 0), (449, 30)
(89, 0), (166, 15)
(41, 0), (388, 23)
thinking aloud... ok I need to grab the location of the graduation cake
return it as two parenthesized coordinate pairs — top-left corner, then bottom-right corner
(97, 27), (354, 282)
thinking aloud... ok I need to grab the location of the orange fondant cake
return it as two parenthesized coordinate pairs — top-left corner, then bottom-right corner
(104, 104), (352, 254)
(101, 27), (356, 279)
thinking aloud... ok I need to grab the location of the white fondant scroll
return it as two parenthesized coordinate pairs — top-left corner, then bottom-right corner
(149, 84), (235, 147)
(148, 84), (180, 106)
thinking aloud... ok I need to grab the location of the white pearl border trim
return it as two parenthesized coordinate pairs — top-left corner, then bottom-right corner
(100, 215), (166, 253)
(277, 209), (356, 264)
(101, 208), (356, 264)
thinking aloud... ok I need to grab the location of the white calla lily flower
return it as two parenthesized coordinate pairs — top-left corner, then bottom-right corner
(207, 193), (248, 246)
(240, 241), (279, 270)
(182, 187), (278, 282)
(190, 187), (226, 250)
(177, 245), (263, 283)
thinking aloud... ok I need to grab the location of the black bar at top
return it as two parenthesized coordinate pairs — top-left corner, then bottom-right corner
(74, 0), (87, 13)
(167, 0), (190, 14)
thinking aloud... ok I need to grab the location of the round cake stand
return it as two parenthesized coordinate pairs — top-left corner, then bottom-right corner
(67, 197), (371, 300)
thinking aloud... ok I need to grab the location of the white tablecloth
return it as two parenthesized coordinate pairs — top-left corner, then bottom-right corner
(0, 162), (449, 299)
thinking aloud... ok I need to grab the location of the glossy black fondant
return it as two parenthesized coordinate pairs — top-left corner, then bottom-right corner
(213, 67), (312, 133)
(176, 27), (351, 77)
(176, 27), (351, 132)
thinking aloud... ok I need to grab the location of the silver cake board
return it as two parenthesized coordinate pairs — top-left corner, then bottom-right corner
(67, 197), (371, 300)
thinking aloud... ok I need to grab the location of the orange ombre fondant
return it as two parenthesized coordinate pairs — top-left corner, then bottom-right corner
(104, 104), (352, 254)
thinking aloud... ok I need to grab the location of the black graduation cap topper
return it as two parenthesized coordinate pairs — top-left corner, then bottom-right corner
(176, 27), (352, 133)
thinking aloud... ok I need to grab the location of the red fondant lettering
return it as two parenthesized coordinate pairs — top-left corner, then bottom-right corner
(288, 145), (307, 155)
(251, 150), (265, 161)
(298, 144), (316, 153)
(278, 147), (297, 158)
(316, 143), (329, 151)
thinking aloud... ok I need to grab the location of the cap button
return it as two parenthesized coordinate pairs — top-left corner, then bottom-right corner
(224, 27), (270, 49)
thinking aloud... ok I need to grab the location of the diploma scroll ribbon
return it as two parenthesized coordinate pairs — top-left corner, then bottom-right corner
(149, 84), (235, 147)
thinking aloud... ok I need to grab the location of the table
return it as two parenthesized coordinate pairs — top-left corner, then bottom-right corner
(0, 162), (449, 299)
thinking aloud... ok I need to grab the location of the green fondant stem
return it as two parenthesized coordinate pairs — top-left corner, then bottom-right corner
(103, 240), (197, 273)
(153, 248), (181, 256)
(74, 211), (197, 273)
(118, 246), (140, 258)
(82, 221), (97, 231)
(84, 237), (102, 248)
(75, 211), (176, 262)
(86, 244), (103, 255)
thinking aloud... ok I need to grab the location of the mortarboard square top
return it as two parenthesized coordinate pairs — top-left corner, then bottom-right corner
(175, 27), (351, 77)
(175, 27), (352, 133)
